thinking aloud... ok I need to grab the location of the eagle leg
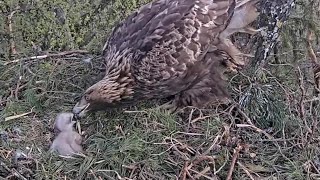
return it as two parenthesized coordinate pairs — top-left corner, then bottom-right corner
(217, 38), (246, 66)
(170, 90), (231, 111)
(216, 26), (264, 67)
(166, 78), (230, 112)
(158, 100), (179, 113)
(239, 26), (267, 35)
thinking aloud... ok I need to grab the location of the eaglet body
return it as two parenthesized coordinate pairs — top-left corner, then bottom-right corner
(50, 112), (83, 156)
(73, 0), (257, 116)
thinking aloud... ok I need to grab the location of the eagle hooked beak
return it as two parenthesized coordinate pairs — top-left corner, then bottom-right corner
(72, 97), (90, 118)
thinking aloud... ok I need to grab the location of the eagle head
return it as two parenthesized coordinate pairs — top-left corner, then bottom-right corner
(72, 77), (134, 117)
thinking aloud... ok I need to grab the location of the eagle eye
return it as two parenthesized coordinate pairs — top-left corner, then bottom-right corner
(84, 95), (90, 101)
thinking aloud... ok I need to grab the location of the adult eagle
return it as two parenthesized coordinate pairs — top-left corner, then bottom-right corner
(72, 0), (294, 117)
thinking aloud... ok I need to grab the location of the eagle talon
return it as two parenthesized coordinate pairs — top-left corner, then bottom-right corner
(238, 53), (255, 58)
(158, 100), (178, 113)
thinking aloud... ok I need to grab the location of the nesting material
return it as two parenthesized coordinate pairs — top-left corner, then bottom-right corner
(50, 112), (83, 156)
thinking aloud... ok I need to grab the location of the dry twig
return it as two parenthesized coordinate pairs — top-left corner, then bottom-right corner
(191, 167), (216, 180)
(180, 162), (188, 180)
(237, 162), (256, 180)
(236, 107), (273, 139)
(5, 110), (34, 121)
(179, 156), (216, 180)
(7, 7), (19, 55)
(306, 29), (320, 95)
(95, 170), (133, 180)
(4, 50), (89, 65)
(226, 144), (243, 180)
(297, 67), (313, 134)
(203, 135), (221, 155)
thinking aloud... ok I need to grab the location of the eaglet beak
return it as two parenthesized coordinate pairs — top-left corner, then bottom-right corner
(72, 98), (90, 118)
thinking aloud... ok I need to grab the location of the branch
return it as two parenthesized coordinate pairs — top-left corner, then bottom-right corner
(3, 50), (89, 65)
(297, 67), (312, 134)
(226, 144), (243, 180)
(306, 29), (320, 95)
(7, 7), (20, 56)
(306, 30), (318, 64)
(237, 162), (256, 180)
(236, 107), (273, 139)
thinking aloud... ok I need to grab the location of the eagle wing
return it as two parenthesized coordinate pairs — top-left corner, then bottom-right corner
(104, 0), (234, 53)
(103, 0), (236, 99)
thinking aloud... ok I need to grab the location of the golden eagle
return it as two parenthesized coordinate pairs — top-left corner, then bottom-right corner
(72, 0), (295, 117)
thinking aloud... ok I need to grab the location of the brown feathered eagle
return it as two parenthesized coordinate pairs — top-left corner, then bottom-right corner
(72, 0), (293, 117)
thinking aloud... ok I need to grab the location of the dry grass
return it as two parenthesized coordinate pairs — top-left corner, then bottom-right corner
(1, 0), (320, 179)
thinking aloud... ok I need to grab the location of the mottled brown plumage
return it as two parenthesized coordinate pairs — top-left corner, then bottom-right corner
(73, 0), (260, 116)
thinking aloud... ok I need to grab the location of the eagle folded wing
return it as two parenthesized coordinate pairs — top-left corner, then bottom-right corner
(72, 0), (265, 115)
